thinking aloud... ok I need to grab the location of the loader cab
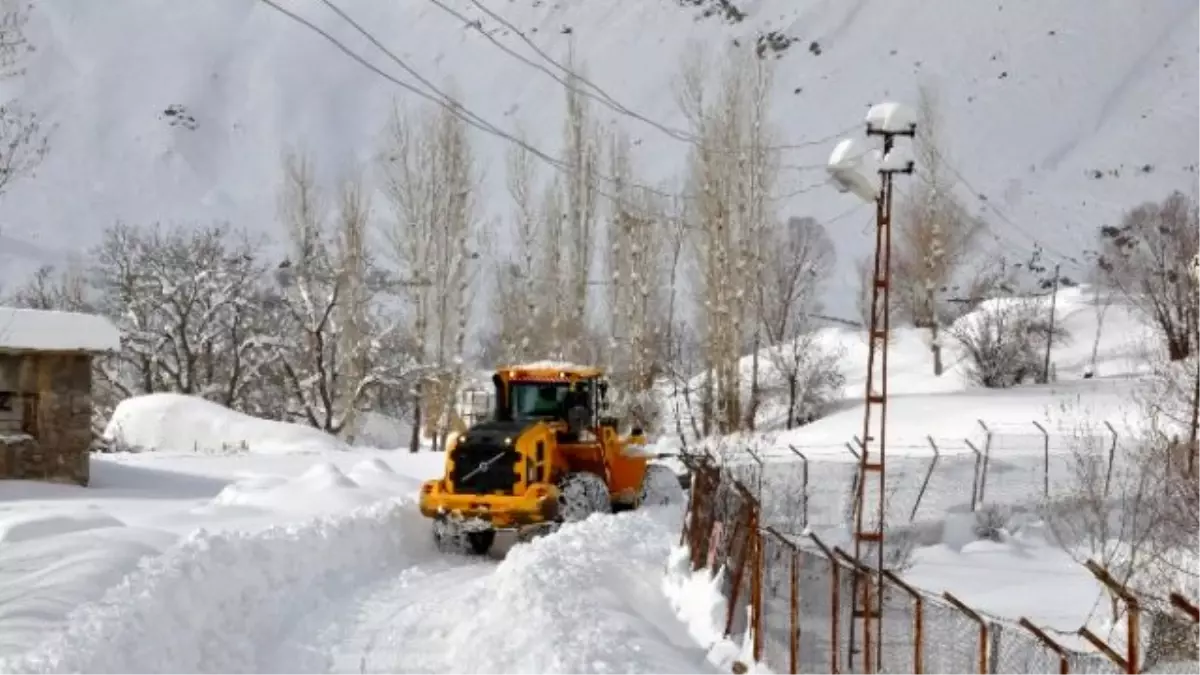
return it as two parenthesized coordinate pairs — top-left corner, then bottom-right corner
(491, 364), (607, 436)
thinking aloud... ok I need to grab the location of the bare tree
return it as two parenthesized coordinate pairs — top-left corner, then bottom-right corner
(677, 44), (779, 434)
(1084, 259), (1117, 379)
(272, 151), (413, 435)
(1044, 420), (1161, 615)
(950, 296), (1070, 388)
(1098, 190), (1199, 362)
(891, 84), (987, 375)
(489, 128), (543, 363)
(605, 130), (670, 430)
(7, 260), (89, 311)
(755, 216), (844, 428)
(379, 94), (478, 450)
(77, 222), (277, 423)
(560, 49), (602, 361)
(0, 0), (49, 199)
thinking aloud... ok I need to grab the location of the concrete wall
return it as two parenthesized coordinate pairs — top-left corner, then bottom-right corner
(0, 351), (93, 486)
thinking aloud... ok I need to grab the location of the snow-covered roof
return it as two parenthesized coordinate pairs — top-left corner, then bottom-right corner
(505, 360), (601, 373)
(0, 306), (122, 353)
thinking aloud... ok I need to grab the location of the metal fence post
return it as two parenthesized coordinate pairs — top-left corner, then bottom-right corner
(964, 439), (983, 511)
(943, 592), (989, 674)
(1085, 560), (1141, 673)
(884, 570), (925, 673)
(724, 482), (758, 638)
(1170, 592), (1200, 623)
(977, 420), (993, 505)
(1032, 420), (1050, 499)
(809, 533), (842, 673)
(910, 435), (940, 522)
(790, 538), (800, 673)
(1019, 618), (1070, 674)
(787, 444), (809, 529)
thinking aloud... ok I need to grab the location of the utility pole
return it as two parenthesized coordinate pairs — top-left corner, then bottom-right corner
(827, 103), (916, 674)
(1042, 262), (1061, 385)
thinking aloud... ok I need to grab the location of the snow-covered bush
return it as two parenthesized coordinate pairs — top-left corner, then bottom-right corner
(765, 337), (846, 428)
(951, 297), (1070, 388)
(972, 503), (1012, 542)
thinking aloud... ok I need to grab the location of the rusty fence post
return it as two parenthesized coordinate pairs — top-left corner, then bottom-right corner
(1102, 421), (1118, 499)
(943, 592), (990, 674)
(764, 527), (800, 674)
(884, 570), (924, 673)
(910, 435), (940, 523)
(1078, 627), (1129, 672)
(688, 463), (715, 570)
(1084, 559), (1141, 673)
(787, 444), (810, 530)
(679, 454), (697, 547)
(752, 526), (764, 663)
(834, 548), (877, 673)
(977, 419), (993, 505)
(1170, 592), (1200, 623)
(964, 439), (983, 511)
(1018, 618), (1070, 674)
(789, 535), (800, 673)
(1032, 420), (1050, 499)
(724, 481), (760, 640)
(809, 533), (842, 674)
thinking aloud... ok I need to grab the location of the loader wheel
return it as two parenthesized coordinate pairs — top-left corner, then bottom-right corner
(466, 529), (495, 555)
(638, 463), (686, 508)
(432, 518), (494, 556)
(556, 471), (611, 523)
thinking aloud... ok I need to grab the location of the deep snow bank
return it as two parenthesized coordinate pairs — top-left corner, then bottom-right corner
(3, 500), (430, 674)
(387, 506), (718, 674)
(0, 526), (177, 661)
(103, 393), (348, 454)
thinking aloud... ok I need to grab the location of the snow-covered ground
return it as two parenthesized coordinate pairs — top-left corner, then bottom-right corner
(0, 394), (725, 673)
(3, 0), (1197, 318)
(0, 285), (1193, 672)
(660, 286), (1194, 660)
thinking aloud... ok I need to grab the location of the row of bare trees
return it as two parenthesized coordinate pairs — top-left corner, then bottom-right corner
(2, 0), (1194, 448)
(480, 47), (848, 438)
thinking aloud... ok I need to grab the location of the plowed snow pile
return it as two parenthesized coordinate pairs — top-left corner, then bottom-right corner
(3, 502), (429, 673)
(372, 508), (714, 674)
(3, 503), (717, 674)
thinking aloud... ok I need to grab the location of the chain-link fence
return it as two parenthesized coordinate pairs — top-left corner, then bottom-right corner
(676, 444), (1196, 674)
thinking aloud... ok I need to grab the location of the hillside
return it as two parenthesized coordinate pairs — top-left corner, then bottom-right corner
(2, 0), (1197, 319)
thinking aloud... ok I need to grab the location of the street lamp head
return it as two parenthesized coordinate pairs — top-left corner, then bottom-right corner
(827, 137), (882, 203)
(865, 101), (917, 135)
(879, 142), (915, 173)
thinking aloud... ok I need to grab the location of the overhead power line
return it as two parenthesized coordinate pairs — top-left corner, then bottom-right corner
(256, 0), (859, 213)
(430, 0), (858, 154)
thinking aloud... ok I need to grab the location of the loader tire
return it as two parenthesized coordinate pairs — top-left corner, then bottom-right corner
(432, 518), (494, 556)
(432, 518), (465, 554)
(465, 529), (495, 555)
(556, 471), (611, 523)
(638, 463), (686, 508)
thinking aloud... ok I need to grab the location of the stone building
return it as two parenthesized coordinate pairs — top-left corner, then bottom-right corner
(0, 306), (121, 486)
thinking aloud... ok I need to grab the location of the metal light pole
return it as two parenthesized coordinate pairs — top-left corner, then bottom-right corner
(827, 103), (916, 673)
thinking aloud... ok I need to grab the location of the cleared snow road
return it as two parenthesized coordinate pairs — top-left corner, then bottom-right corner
(6, 500), (715, 674)
(273, 510), (718, 674)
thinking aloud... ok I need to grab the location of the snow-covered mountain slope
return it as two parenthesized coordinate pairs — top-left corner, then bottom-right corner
(2, 0), (1196, 316)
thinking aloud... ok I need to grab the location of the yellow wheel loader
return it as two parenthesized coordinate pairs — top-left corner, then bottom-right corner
(418, 362), (685, 555)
